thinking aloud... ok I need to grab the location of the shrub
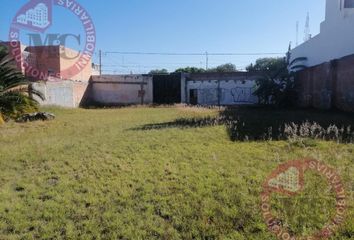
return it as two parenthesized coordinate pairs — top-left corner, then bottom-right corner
(0, 46), (43, 121)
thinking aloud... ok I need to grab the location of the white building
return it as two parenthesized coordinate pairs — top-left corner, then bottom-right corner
(184, 72), (260, 106)
(186, 79), (258, 105)
(290, 0), (354, 70)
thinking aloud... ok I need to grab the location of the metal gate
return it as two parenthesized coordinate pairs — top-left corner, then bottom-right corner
(153, 73), (181, 104)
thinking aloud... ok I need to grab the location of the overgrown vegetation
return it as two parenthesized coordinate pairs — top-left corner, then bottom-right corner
(138, 106), (354, 143)
(247, 57), (296, 107)
(0, 46), (43, 123)
(0, 106), (352, 239)
(223, 107), (354, 142)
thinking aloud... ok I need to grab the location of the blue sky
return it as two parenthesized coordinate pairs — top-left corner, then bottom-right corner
(0, 0), (325, 74)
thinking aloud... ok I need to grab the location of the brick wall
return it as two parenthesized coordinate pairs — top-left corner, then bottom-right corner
(25, 46), (92, 81)
(295, 54), (354, 112)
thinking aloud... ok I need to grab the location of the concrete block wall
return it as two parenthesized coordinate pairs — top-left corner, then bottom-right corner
(33, 80), (89, 108)
(295, 53), (354, 112)
(90, 75), (153, 105)
(335, 55), (354, 112)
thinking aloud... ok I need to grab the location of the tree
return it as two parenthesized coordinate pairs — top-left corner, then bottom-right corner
(0, 46), (44, 123)
(174, 63), (238, 74)
(209, 63), (237, 73)
(148, 69), (169, 75)
(174, 67), (206, 74)
(247, 57), (295, 107)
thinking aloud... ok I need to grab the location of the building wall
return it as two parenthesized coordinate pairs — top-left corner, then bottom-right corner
(185, 72), (259, 105)
(25, 45), (92, 81)
(25, 46), (61, 80)
(1, 43), (92, 82)
(33, 80), (89, 108)
(59, 46), (92, 81)
(90, 75), (153, 105)
(290, 0), (354, 69)
(2, 42), (92, 108)
(296, 53), (354, 112)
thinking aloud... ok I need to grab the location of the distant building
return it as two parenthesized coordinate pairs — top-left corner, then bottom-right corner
(23, 45), (92, 81)
(88, 72), (260, 106)
(183, 72), (259, 105)
(91, 63), (101, 76)
(290, 0), (354, 70)
(1, 41), (94, 81)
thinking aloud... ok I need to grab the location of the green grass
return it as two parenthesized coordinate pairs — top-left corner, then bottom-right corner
(0, 106), (353, 239)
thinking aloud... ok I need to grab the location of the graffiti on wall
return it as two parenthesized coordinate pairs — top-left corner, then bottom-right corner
(187, 80), (257, 105)
(230, 87), (254, 103)
(199, 88), (217, 104)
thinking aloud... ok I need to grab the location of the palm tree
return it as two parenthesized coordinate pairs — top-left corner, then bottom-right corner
(0, 45), (44, 123)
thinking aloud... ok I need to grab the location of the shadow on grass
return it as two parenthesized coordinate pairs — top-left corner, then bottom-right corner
(132, 106), (354, 142)
(223, 106), (354, 142)
(131, 116), (223, 131)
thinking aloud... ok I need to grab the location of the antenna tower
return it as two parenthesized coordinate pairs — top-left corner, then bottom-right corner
(304, 12), (311, 42)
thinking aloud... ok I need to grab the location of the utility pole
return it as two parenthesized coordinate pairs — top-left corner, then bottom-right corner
(99, 50), (102, 76)
(205, 51), (209, 70)
(140, 83), (144, 105)
(296, 21), (299, 46)
(217, 80), (221, 109)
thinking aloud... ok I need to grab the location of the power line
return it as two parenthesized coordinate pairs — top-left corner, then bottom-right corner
(103, 51), (285, 56)
(97, 49), (286, 74)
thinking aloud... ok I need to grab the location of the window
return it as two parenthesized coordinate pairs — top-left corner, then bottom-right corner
(48, 68), (55, 76)
(344, 0), (354, 8)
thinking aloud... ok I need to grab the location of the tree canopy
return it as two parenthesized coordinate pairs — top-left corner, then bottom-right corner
(247, 57), (295, 107)
(148, 69), (169, 75)
(173, 63), (238, 74)
(174, 67), (206, 74)
(209, 63), (237, 73)
(246, 58), (287, 77)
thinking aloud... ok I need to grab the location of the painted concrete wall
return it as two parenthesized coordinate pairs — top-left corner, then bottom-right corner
(290, 0), (354, 69)
(185, 73), (259, 105)
(33, 80), (88, 108)
(187, 80), (258, 105)
(90, 75), (153, 105)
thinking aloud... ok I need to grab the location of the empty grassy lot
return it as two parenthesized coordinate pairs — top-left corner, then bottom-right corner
(0, 106), (353, 239)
